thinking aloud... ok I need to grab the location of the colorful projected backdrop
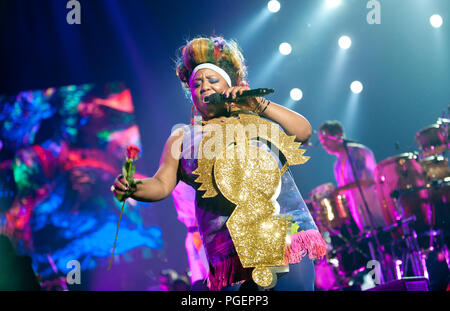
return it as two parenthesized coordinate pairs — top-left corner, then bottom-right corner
(0, 83), (164, 290)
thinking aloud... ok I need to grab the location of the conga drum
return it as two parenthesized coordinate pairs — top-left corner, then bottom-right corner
(309, 184), (369, 277)
(419, 155), (450, 181)
(416, 118), (450, 238)
(309, 183), (353, 233)
(333, 181), (387, 233)
(415, 119), (449, 158)
(419, 155), (450, 234)
(374, 153), (433, 237)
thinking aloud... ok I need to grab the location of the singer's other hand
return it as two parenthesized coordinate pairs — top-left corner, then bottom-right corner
(111, 174), (130, 198)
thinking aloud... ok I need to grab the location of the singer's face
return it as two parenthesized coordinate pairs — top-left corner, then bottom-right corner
(318, 129), (343, 155)
(189, 68), (230, 120)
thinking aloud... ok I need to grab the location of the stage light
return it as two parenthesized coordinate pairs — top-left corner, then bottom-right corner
(430, 14), (443, 28)
(279, 42), (292, 55)
(290, 88), (303, 101)
(338, 35), (352, 49)
(267, 0), (280, 13)
(350, 81), (363, 94)
(326, 0), (341, 9)
(252, 52), (283, 86)
(233, 6), (271, 48)
(330, 258), (339, 267)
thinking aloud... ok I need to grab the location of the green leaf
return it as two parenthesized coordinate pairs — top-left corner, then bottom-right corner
(122, 165), (128, 179)
(290, 222), (300, 235)
(115, 193), (125, 202)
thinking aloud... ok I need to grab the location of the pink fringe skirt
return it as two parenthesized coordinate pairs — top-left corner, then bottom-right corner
(207, 229), (327, 291)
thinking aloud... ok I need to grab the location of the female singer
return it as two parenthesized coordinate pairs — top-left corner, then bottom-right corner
(111, 36), (326, 291)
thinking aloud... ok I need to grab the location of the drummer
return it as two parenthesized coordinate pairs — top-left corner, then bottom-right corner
(318, 120), (386, 232)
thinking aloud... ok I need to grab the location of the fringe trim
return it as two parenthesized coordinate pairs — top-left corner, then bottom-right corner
(207, 256), (253, 291)
(284, 229), (327, 265)
(207, 229), (327, 290)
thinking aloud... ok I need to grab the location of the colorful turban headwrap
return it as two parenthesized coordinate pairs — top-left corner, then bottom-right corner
(175, 36), (248, 90)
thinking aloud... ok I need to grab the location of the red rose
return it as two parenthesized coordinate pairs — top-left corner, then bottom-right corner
(126, 145), (140, 160)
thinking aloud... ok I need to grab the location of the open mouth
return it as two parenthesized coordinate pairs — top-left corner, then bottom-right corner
(202, 92), (216, 104)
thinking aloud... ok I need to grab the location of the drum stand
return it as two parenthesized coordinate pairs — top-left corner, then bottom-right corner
(395, 217), (428, 278)
(390, 188), (432, 279)
(327, 227), (370, 259)
(391, 182), (450, 279)
(342, 140), (392, 284)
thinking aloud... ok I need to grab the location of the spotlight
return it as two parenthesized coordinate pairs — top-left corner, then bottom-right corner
(267, 0), (281, 13)
(326, 0), (341, 9)
(279, 42), (292, 55)
(290, 88), (303, 101)
(338, 36), (352, 49)
(430, 14), (443, 28)
(350, 81), (363, 94)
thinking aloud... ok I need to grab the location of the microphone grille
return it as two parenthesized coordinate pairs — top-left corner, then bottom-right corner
(205, 93), (223, 105)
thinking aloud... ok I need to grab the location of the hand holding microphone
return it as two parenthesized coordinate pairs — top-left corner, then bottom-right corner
(204, 87), (274, 115)
(204, 88), (274, 105)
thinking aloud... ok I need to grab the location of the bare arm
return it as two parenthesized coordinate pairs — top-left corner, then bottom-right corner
(260, 101), (312, 144)
(225, 87), (312, 144)
(112, 128), (184, 202)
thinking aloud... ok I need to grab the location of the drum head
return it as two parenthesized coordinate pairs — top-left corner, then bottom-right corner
(420, 155), (450, 181)
(309, 183), (335, 201)
(375, 153), (425, 189)
(415, 124), (448, 157)
(375, 153), (433, 235)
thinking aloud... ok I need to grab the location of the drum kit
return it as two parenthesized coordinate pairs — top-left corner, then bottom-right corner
(309, 116), (450, 290)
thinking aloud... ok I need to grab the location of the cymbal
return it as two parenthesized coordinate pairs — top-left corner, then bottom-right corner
(437, 117), (450, 124)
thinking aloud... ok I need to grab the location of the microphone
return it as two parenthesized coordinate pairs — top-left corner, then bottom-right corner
(204, 88), (275, 105)
(320, 134), (356, 145)
(341, 138), (357, 145)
